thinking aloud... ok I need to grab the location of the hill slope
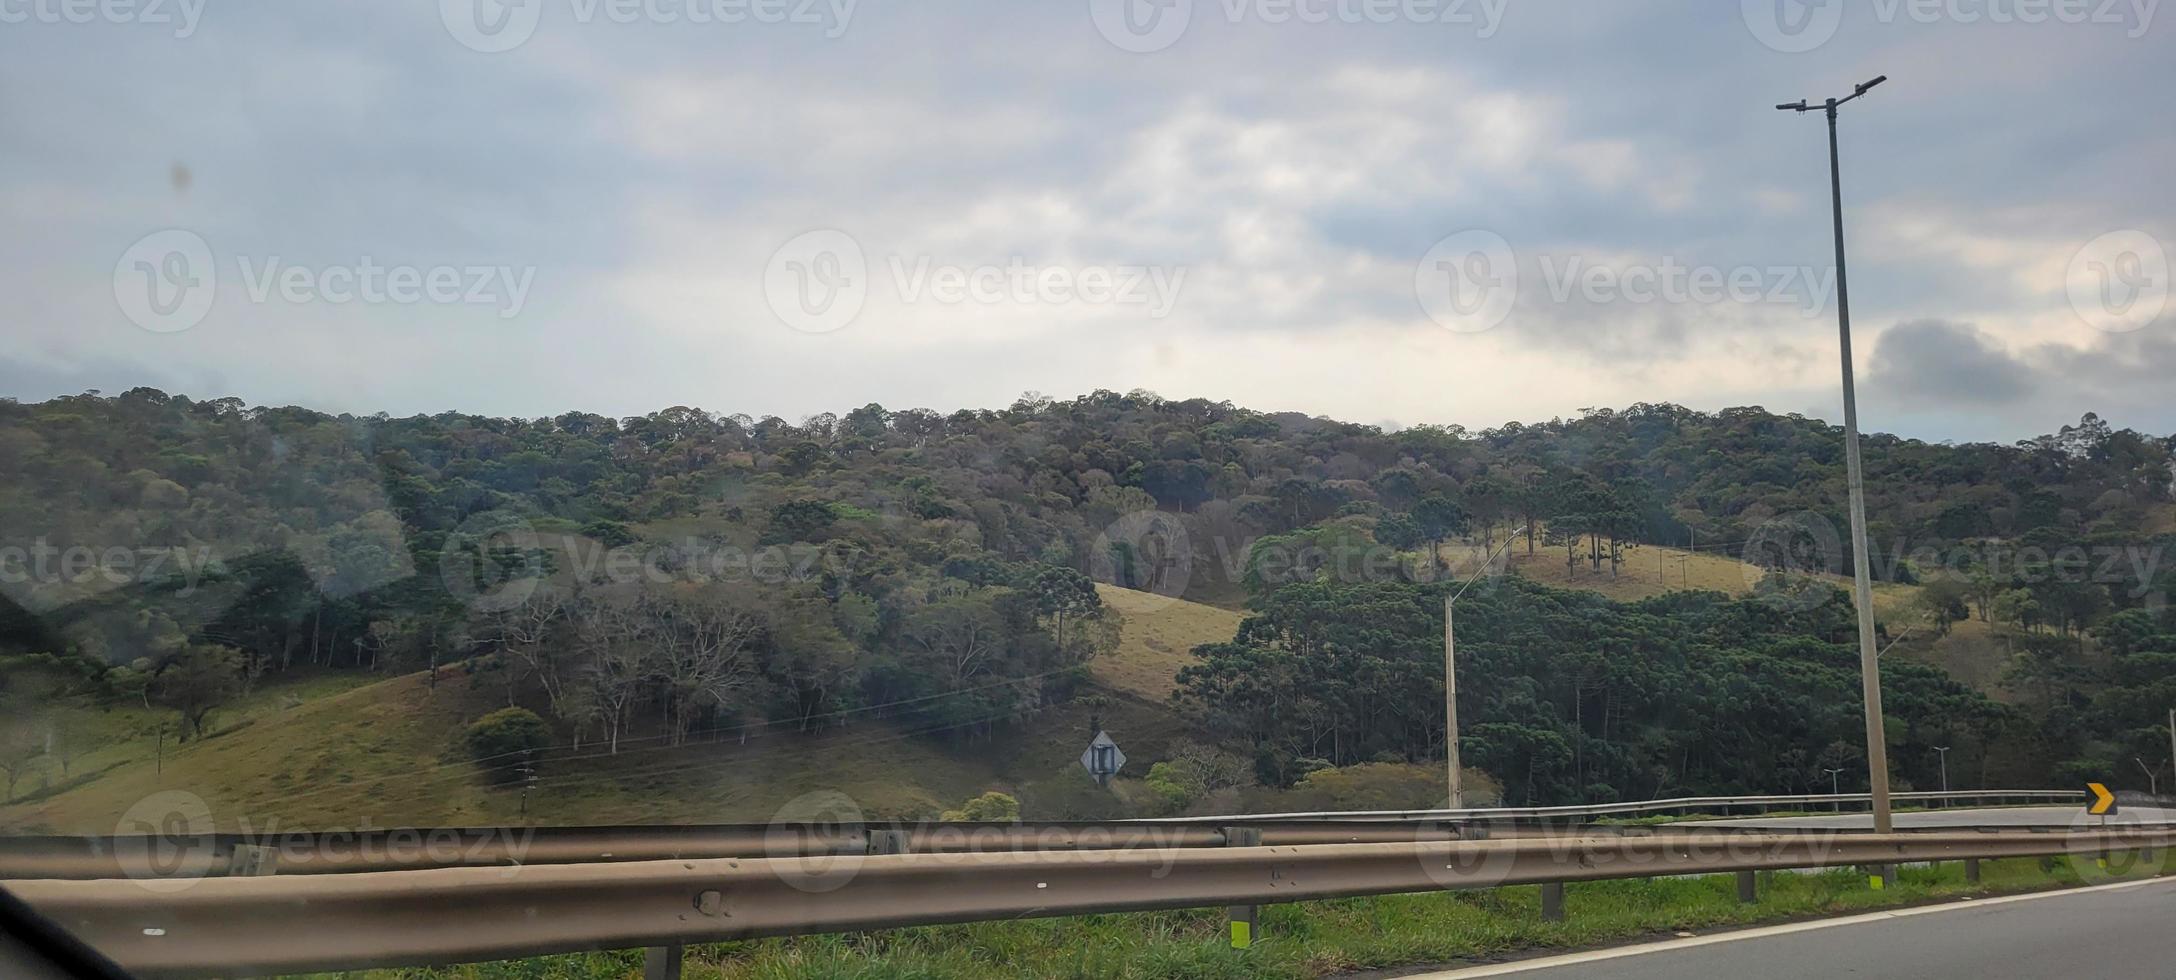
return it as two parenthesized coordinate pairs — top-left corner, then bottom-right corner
(0, 587), (1246, 834)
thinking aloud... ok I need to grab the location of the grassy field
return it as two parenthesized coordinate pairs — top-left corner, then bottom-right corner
(0, 587), (1249, 834)
(1088, 585), (1246, 703)
(297, 857), (2143, 980)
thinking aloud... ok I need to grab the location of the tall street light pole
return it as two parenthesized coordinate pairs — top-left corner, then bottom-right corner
(1446, 526), (1525, 808)
(1933, 745), (1950, 807)
(1779, 74), (1894, 835)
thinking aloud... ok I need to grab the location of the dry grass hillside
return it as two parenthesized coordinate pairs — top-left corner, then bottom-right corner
(0, 587), (1252, 835)
(1088, 584), (1247, 703)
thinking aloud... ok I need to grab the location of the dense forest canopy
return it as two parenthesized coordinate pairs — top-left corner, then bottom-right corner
(1, 386), (2173, 807)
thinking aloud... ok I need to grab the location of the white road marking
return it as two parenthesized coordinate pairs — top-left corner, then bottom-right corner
(1403, 874), (2175, 979)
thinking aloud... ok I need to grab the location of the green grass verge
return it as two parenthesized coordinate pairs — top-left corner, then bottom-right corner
(298, 857), (2150, 979)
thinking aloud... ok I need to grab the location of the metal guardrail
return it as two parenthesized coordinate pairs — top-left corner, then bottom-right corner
(0, 821), (1385, 880)
(1142, 789), (2091, 823)
(0, 788), (2113, 881)
(0, 818), (1908, 881)
(13, 826), (2173, 978)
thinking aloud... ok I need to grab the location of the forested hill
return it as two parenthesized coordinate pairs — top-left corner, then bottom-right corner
(2, 387), (2174, 812)
(4, 389), (2169, 604)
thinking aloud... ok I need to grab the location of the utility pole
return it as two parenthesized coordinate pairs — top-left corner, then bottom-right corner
(1446, 526), (1525, 808)
(516, 758), (538, 822)
(1779, 74), (1894, 835)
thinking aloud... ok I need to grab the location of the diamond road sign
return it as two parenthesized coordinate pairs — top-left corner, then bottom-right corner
(1080, 731), (1125, 785)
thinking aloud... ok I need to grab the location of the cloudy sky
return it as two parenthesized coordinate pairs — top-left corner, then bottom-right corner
(2, 0), (2169, 443)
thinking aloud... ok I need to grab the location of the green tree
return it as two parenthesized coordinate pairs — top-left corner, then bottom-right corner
(153, 644), (244, 740)
(464, 707), (551, 783)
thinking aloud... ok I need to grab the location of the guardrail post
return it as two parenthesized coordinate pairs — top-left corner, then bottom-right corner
(1736, 870), (1757, 903)
(1540, 881), (1565, 922)
(1964, 858), (1981, 883)
(226, 844), (278, 877)
(1222, 826), (1262, 948)
(643, 944), (684, 980)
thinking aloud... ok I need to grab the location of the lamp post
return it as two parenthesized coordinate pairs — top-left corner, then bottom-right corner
(1933, 745), (1951, 808)
(1778, 73), (1895, 835)
(1824, 767), (1845, 812)
(1445, 525), (1525, 808)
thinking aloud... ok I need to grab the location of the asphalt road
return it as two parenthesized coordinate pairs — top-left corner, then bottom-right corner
(1406, 876), (2176, 979)
(1685, 804), (2176, 829)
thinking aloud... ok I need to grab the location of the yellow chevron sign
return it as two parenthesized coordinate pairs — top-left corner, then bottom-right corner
(2086, 782), (2117, 816)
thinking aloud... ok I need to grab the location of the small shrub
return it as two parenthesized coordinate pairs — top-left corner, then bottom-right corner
(940, 791), (1021, 822)
(464, 707), (550, 783)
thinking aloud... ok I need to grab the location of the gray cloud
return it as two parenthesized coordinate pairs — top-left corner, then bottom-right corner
(1865, 318), (2038, 407)
(0, 1), (2169, 441)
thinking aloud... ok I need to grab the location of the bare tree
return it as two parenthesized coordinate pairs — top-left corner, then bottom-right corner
(487, 589), (568, 710)
(571, 596), (652, 755)
(646, 592), (764, 745)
